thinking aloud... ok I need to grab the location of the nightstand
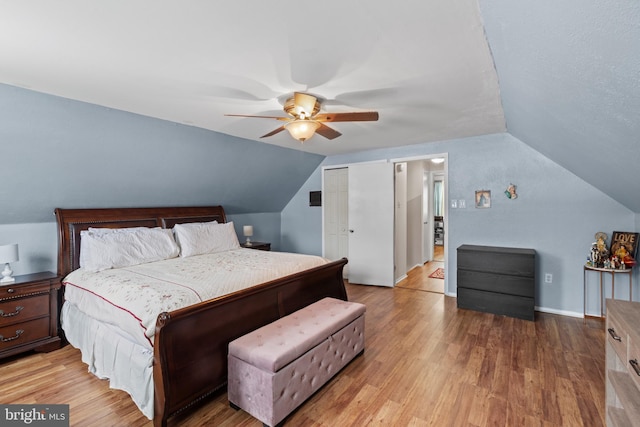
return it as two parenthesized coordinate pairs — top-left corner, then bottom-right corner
(0, 272), (62, 359)
(241, 242), (271, 251)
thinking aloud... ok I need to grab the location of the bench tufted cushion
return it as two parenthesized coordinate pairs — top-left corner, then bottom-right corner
(229, 297), (366, 372)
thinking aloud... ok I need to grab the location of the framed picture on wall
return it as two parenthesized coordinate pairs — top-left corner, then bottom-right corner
(475, 190), (491, 208)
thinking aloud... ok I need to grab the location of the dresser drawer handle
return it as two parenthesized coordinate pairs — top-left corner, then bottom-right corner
(630, 359), (640, 376)
(608, 328), (622, 342)
(0, 329), (24, 342)
(0, 306), (24, 318)
(6, 288), (15, 294)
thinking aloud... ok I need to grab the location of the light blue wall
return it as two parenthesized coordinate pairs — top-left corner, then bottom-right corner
(281, 168), (324, 256)
(0, 222), (58, 275)
(281, 133), (636, 316)
(0, 84), (324, 225)
(0, 84), (325, 275)
(478, 0), (640, 213)
(228, 213), (282, 251)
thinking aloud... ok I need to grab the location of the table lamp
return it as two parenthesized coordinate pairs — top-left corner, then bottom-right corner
(243, 225), (253, 246)
(0, 243), (19, 284)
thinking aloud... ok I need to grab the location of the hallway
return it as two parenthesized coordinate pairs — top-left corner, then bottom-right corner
(396, 245), (444, 293)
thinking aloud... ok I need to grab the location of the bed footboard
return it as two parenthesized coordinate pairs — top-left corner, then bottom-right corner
(152, 257), (348, 427)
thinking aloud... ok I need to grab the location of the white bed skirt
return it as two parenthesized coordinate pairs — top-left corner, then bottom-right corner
(61, 302), (154, 419)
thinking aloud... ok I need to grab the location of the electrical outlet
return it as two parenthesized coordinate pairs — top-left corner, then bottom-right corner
(545, 273), (553, 283)
(459, 199), (466, 208)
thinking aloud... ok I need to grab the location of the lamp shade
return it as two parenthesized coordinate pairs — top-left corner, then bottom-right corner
(0, 244), (18, 263)
(285, 119), (320, 142)
(243, 225), (254, 237)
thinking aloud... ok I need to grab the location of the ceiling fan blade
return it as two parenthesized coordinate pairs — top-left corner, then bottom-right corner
(260, 126), (287, 138)
(314, 111), (379, 122)
(293, 92), (318, 116)
(225, 114), (290, 122)
(315, 123), (342, 140)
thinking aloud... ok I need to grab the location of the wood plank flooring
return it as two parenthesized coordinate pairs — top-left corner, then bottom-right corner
(0, 283), (606, 426)
(397, 245), (445, 294)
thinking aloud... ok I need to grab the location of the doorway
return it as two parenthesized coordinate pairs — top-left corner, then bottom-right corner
(394, 157), (447, 294)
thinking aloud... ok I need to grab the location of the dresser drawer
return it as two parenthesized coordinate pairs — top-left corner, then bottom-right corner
(628, 335), (640, 391)
(458, 269), (534, 297)
(457, 245), (535, 277)
(457, 287), (534, 321)
(0, 281), (51, 300)
(606, 313), (628, 364)
(0, 317), (50, 351)
(0, 294), (50, 327)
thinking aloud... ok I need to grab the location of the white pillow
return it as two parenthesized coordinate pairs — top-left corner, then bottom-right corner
(80, 227), (180, 272)
(80, 227), (151, 268)
(173, 221), (240, 257)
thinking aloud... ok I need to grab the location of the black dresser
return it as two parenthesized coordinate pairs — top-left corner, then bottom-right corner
(457, 244), (536, 321)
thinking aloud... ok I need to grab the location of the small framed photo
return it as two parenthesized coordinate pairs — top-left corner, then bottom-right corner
(475, 190), (491, 208)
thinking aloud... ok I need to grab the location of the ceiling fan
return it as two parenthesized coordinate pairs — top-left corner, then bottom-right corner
(225, 92), (379, 142)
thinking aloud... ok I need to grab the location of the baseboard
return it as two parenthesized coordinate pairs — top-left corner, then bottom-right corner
(394, 274), (408, 285)
(534, 306), (583, 318)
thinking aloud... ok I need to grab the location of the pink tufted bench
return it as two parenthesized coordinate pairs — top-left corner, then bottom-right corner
(228, 297), (365, 427)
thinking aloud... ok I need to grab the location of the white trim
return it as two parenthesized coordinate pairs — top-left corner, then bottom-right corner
(322, 159), (388, 172)
(535, 306), (583, 318)
(389, 153), (449, 164)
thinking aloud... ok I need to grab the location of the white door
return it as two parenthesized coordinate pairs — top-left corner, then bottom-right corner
(323, 168), (350, 275)
(348, 162), (395, 287)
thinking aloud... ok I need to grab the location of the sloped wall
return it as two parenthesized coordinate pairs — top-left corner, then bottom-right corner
(0, 84), (324, 273)
(281, 133), (635, 315)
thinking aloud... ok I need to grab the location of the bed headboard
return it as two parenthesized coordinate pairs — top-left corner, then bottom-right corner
(55, 206), (227, 277)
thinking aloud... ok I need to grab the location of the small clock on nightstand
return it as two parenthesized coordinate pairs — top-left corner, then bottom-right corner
(0, 271), (62, 359)
(241, 242), (271, 251)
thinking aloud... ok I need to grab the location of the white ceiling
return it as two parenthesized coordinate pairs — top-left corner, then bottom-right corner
(0, 0), (505, 156)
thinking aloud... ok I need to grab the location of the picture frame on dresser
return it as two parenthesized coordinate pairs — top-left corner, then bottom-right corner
(609, 231), (639, 260)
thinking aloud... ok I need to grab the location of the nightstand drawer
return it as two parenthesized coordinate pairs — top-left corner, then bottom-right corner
(0, 281), (51, 300)
(0, 317), (50, 351)
(0, 294), (50, 327)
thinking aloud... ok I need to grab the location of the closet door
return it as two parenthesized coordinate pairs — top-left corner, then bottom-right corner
(323, 168), (349, 276)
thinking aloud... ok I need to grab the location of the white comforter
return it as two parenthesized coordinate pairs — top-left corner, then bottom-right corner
(63, 248), (328, 348)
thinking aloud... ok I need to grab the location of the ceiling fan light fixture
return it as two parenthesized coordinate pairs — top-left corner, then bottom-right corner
(285, 119), (320, 142)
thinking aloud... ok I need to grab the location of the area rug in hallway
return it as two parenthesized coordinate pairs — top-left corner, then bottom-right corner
(428, 268), (445, 279)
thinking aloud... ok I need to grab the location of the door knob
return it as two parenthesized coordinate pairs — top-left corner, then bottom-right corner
(349, 230), (354, 233)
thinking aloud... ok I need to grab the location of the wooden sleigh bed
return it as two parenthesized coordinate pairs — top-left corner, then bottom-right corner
(55, 205), (348, 427)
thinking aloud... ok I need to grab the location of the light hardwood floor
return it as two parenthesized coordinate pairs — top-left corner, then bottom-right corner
(0, 282), (605, 426)
(397, 245), (445, 294)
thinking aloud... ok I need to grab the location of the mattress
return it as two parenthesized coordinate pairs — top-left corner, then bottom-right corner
(62, 248), (328, 348)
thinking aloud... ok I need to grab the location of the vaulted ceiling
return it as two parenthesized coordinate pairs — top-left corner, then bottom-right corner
(1, 0), (638, 211)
